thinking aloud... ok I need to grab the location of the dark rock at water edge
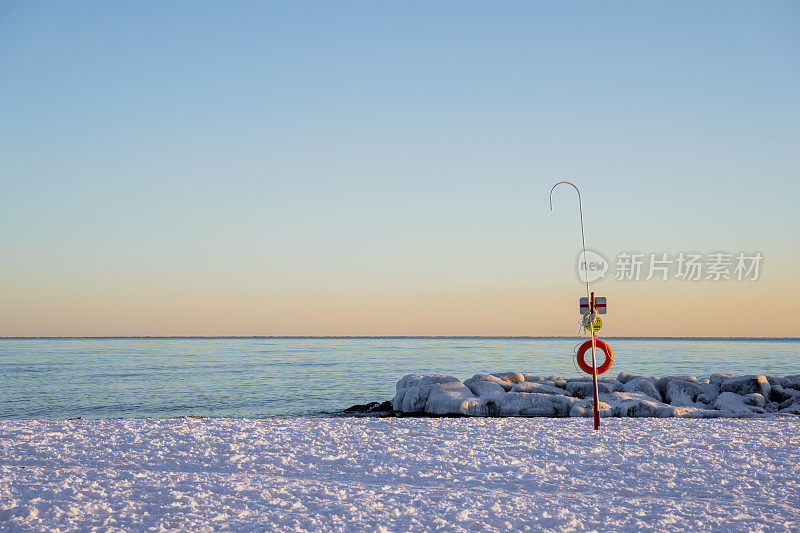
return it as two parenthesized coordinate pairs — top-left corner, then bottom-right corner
(343, 400), (394, 415)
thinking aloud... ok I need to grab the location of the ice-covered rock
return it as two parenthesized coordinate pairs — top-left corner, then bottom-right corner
(656, 376), (697, 398)
(488, 392), (578, 417)
(569, 399), (612, 417)
(720, 375), (771, 398)
(772, 385), (800, 404)
(664, 379), (703, 406)
(463, 374), (514, 392)
(465, 379), (506, 397)
(512, 381), (570, 396)
(764, 375), (787, 388)
(780, 401), (800, 415)
(712, 392), (754, 417)
(393, 374), (459, 412)
(424, 382), (481, 416)
(602, 392), (678, 418)
(387, 371), (799, 418)
(697, 381), (720, 404)
(492, 372), (525, 383)
(545, 376), (568, 389)
(616, 372), (640, 384)
(566, 380), (619, 398)
(784, 375), (800, 390)
(742, 393), (766, 408)
(621, 377), (662, 401)
(710, 373), (738, 387)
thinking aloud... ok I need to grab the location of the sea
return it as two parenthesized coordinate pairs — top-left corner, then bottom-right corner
(1, 337), (798, 420)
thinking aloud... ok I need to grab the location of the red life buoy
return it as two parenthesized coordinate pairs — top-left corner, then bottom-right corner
(577, 339), (613, 375)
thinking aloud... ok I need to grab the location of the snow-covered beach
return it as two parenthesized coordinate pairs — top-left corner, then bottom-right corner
(2, 417), (799, 532)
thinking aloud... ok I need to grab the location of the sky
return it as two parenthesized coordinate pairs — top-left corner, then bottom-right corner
(1, 1), (798, 336)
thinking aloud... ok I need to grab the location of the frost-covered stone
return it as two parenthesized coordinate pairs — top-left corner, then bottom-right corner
(566, 380), (619, 398)
(489, 392), (578, 417)
(742, 393), (766, 408)
(697, 382), (720, 404)
(712, 392), (754, 416)
(671, 407), (728, 418)
(465, 380), (506, 397)
(780, 401), (800, 415)
(424, 382), (480, 416)
(569, 399), (612, 418)
(512, 381), (570, 396)
(621, 377), (662, 401)
(656, 376), (698, 398)
(772, 385), (800, 404)
(784, 375), (800, 391)
(664, 380), (703, 406)
(710, 373), (738, 387)
(764, 375), (787, 388)
(720, 375), (771, 398)
(389, 372), (798, 418)
(393, 374), (459, 412)
(463, 374), (514, 392)
(602, 392), (678, 418)
(616, 372), (641, 384)
(546, 376), (568, 389)
(492, 372), (525, 383)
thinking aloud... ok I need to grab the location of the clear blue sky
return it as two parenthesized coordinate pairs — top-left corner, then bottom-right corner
(1, 1), (798, 335)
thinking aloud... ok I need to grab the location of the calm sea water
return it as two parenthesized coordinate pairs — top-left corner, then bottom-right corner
(1, 337), (798, 420)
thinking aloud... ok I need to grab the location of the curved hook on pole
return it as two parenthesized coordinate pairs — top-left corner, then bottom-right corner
(549, 180), (590, 298)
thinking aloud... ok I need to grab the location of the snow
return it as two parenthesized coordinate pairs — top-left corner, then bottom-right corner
(391, 373), (800, 418)
(2, 417), (800, 531)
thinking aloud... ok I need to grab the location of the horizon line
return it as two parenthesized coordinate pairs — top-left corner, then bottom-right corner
(1, 335), (798, 341)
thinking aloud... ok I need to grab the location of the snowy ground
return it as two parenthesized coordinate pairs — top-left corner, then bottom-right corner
(1, 417), (799, 532)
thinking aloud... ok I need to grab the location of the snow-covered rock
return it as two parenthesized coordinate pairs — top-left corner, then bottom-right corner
(463, 374), (515, 392)
(545, 376), (568, 388)
(781, 401), (800, 415)
(602, 392), (678, 418)
(720, 375), (771, 398)
(784, 375), (800, 390)
(424, 382), (481, 416)
(697, 381), (720, 404)
(772, 385), (800, 404)
(710, 373), (738, 387)
(656, 376), (697, 398)
(566, 379), (620, 398)
(492, 372), (525, 383)
(464, 379), (506, 397)
(764, 375), (787, 388)
(621, 377), (662, 401)
(392, 374), (459, 412)
(569, 399), (612, 417)
(742, 393), (766, 408)
(712, 392), (754, 417)
(488, 392), (578, 417)
(388, 372), (800, 418)
(663, 379), (703, 406)
(512, 381), (570, 396)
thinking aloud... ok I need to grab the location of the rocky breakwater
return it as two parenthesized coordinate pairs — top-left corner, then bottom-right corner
(381, 372), (800, 418)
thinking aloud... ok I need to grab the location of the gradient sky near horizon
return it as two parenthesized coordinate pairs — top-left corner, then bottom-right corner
(1, 1), (798, 337)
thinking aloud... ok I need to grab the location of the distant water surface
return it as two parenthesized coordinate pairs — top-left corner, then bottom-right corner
(1, 337), (798, 419)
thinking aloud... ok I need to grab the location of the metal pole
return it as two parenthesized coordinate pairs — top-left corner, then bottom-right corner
(550, 181), (601, 430)
(590, 292), (600, 430)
